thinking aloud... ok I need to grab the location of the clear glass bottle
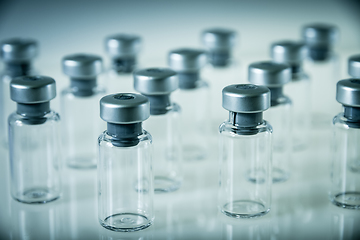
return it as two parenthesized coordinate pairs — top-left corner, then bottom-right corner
(168, 48), (210, 161)
(201, 28), (240, 133)
(248, 61), (292, 183)
(98, 93), (154, 231)
(134, 68), (182, 193)
(61, 54), (106, 168)
(8, 76), (61, 204)
(302, 23), (339, 127)
(330, 79), (360, 209)
(105, 34), (141, 94)
(0, 38), (38, 147)
(271, 41), (311, 150)
(348, 54), (360, 78)
(219, 84), (272, 218)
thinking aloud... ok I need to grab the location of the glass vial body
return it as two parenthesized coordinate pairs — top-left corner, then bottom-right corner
(9, 110), (61, 203)
(218, 119), (272, 218)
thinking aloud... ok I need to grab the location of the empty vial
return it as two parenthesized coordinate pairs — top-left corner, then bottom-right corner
(271, 41), (310, 150)
(0, 38), (38, 146)
(134, 68), (182, 193)
(330, 79), (360, 209)
(61, 54), (106, 168)
(302, 23), (340, 127)
(9, 76), (61, 204)
(348, 54), (360, 78)
(105, 34), (141, 93)
(201, 28), (240, 133)
(168, 48), (209, 160)
(248, 61), (292, 183)
(98, 93), (154, 231)
(219, 84), (272, 218)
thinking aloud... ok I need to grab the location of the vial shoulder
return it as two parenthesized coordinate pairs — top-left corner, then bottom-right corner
(98, 129), (152, 146)
(219, 120), (272, 136)
(333, 113), (360, 129)
(271, 95), (292, 107)
(8, 110), (60, 126)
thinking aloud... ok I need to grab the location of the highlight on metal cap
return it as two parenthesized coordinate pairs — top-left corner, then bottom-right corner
(348, 54), (360, 78)
(248, 61), (291, 87)
(271, 40), (306, 65)
(100, 93), (150, 124)
(168, 48), (207, 72)
(0, 38), (38, 63)
(62, 53), (103, 79)
(105, 34), (141, 58)
(10, 75), (56, 103)
(302, 23), (338, 47)
(222, 84), (270, 113)
(134, 68), (178, 95)
(336, 79), (360, 107)
(201, 28), (236, 50)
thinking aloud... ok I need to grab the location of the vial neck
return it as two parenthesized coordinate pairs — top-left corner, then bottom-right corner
(209, 49), (231, 67)
(178, 72), (199, 90)
(107, 122), (142, 147)
(112, 56), (136, 73)
(16, 102), (50, 124)
(229, 111), (263, 128)
(70, 78), (97, 97)
(144, 94), (171, 115)
(344, 106), (360, 122)
(308, 46), (332, 61)
(290, 63), (303, 75)
(268, 87), (284, 107)
(5, 62), (32, 78)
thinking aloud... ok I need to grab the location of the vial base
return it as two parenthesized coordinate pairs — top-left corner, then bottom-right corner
(14, 188), (60, 204)
(100, 213), (152, 232)
(67, 155), (97, 169)
(183, 145), (206, 161)
(220, 200), (270, 218)
(154, 176), (181, 193)
(272, 168), (290, 183)
(330, 192), (360, 209)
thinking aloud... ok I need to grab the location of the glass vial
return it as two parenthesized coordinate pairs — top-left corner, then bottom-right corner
(348, 54), (360, 78)
(105, 34), (141, 94)
(330, 79), (360, 209)
(8, 76), (61, 204)
(134, 68), (182, 193)
(302, 23), (339, 127)
(0, 38), (38, 147)
(248, 61), (292, 182)
(201, 28), (240, 134)
(271, 41), (311, 150)
(98, 93), (154, 231)
(168, 48), (209, 161)
(61, 54), (106, 168)
(219, 84), (272, 218)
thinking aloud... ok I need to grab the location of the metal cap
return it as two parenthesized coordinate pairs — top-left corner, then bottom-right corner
(105, 34), (141, 58)
(62, 54), (103, 78)
(302, 23), (338, 47)
(201, 28), (236, 50)
(248, 61), (291, 87)
(10, 76), (56, 103)
(168, 48), (207, 72)
(222, 84), (270, 113)
(100, 93), (150, 124)
(0, 38), (38, 63)
(134, 68), (178, 95)
(348, 54), (360, 78)
(336, 79), (360, 107)
(271, 41), (306, 65)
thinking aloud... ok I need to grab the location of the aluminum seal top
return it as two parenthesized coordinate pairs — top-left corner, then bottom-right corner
(201, 28), (236, 50)
(336, 79), (360, 107)
(222, 84), (270, 113)
(62, 54), (103, 79)
(100, 93), (150, 124)
(105, 34), (141, 58)
(168, 48), (207, 72)
(0, 38), (38, 63)
(302, 23), (338, 47)
(248, 61), (291, 87)
(134, 68), (178, 95)
(271, 41), (306, 65)
(10, 75), (56, 103)
(348, 54), (360, 78)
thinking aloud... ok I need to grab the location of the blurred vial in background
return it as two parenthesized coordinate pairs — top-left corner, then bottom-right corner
(61, 54), (106, 168)
(330, 79), (360, 209)
(168, 48), (209, 161)
(219, 84), (272, 218)
(271, 41), (310, 151)
(302, 23), (340, 127)
(98, 93), (154, 232)
(105, 34), (141, 93)
(348, 54), (360, 78)
(248, 61), (292, 183)
(201, 28), (240, 132)
(9, 76), (61, 204)
(0, 38), (38, 147)
(134, 68), (182, 193)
